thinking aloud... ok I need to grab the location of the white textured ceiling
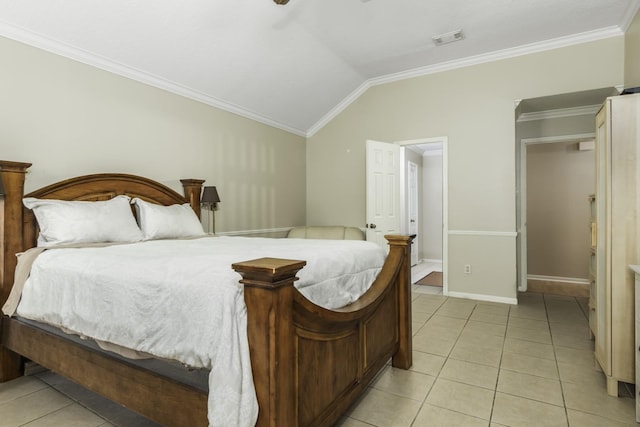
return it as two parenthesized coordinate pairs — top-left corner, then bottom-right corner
(0, 0), (637, 136)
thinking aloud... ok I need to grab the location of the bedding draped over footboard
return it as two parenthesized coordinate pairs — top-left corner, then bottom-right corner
(7, 237), (386, 426)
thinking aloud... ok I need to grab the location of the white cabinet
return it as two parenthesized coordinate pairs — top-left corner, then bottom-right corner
(594, 93), (640, 396)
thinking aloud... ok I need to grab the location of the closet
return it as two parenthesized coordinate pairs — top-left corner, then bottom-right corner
(593, 93), (640, 395)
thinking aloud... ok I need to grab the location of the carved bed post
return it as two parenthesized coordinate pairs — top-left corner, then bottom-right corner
(232, 257), (306, 427)
(0, 160), (32, 382)
(386, 234), (413, 369)
(180, 179), (205, 219)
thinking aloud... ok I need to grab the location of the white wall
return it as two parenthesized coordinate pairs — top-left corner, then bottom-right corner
(0, 36), (307, 234)
(307, 36), (624, 301)
(403, 147), (423, 259)
(422, 151), (443, 262)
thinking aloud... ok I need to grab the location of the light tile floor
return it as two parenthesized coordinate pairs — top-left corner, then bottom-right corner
(1, 282), (637, 426)
(336, 291), (637, 427)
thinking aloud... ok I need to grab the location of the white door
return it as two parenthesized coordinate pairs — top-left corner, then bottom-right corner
(366, 140), (401, 247)
(408, 161), (419, 265)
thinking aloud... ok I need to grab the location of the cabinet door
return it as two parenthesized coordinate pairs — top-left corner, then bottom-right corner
(608, 95), (639, 382)
(594, 102), (611, 375)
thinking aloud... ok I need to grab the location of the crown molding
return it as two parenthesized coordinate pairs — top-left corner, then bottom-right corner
(368, 26), (623, 88)
(0, 20), (307, 137)
(305, 81), (371, 137)
(620, 1), (640, 32)
(307, 26), (623, 137)
(0, 17), (626, 140)
(517, 104), (602, 122)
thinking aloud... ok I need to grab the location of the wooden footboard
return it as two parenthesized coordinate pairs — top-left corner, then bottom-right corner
(234, 235), (412, 427)
(0, 160), (412, 427)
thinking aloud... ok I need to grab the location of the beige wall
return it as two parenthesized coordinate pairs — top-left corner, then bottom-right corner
(625, 10), (640, 88)
(307, 37), (624, 301)
(0, 28), (629, 301)
(0, 36), (306, 234)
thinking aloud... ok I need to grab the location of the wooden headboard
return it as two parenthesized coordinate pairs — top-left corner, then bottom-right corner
(0, 160), (204, 307)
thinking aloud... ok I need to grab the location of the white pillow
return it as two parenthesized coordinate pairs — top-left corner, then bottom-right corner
(132, 198), (205, 240)
(23, 195), (144, 247)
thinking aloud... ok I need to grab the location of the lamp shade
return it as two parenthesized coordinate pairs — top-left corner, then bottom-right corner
(201, 186), (220, 204)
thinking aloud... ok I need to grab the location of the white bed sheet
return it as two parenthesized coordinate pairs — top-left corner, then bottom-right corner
(14, 236), (386, 427)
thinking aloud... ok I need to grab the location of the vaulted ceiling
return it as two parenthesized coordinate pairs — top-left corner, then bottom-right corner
(0, 0), (637, 136)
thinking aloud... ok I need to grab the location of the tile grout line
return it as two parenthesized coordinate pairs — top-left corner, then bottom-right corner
(410, 295), (481, 426)
(17, 401), (80, 427)
(487, 301), (511, 425)
(422, 299), (499, 424)
(542, 293), (571, 426)
(2, 381), (77, 427)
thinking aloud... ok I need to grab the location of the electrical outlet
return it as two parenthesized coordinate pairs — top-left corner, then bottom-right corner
(464, 264), (471, 274)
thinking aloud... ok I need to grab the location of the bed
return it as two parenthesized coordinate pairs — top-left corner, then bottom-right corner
(0, 160), (413, 427)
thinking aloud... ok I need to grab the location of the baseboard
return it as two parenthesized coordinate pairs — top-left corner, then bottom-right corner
(527, 274), (589, 285)
(446, 291), (518, 305)
(421, 259), (443, 265)
(526, 275), (590, 297)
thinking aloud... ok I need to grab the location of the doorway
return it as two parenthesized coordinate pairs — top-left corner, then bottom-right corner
(398, 137), (448, 295)
(515, 87), (616, 294)
(519, 134), (595, 295)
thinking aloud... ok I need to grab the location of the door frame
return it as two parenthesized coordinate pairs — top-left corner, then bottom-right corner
(397, 137), (449, 295)
(407, 161), (419, 266)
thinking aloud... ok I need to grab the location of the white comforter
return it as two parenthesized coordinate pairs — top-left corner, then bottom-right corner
(14, 236), (386, 427)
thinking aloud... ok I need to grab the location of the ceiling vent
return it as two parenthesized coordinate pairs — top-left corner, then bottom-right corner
(432, 29), (464, 46)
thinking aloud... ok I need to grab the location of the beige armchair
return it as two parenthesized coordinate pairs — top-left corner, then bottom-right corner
(286, 226), (365, 240)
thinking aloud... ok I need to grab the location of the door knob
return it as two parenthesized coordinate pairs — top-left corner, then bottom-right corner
(370, 223), (377, 229)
